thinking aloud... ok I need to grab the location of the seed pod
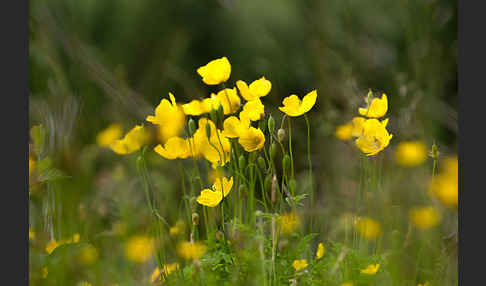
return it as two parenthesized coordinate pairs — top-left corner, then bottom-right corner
(268, 115), (275, 134)
(277, 128), (286, 142)
(283, 154), (291, 173)
(238, 155), (246, 170)
(270, 142), (278, 160)
(188, 118), (196, 136)
(205, 121), (212, 139)
(288, 179), (297, 194)
(257, 156), (266, 170)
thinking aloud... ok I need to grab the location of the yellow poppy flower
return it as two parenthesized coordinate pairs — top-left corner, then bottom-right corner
(292, 259), (308, 271)
(278, 90), (317, 117)
(351, 117), (366, 137)
(124, 235), (154, 263)
(335, 122), (354, 141)
(240, 98), (265, 121)
(355, 217), (382, 240)
(409, 206), (441, 229)
(96, 123), (123, 147)
(429, 156), (458, 208)
(354, 118), (393, 156)
(154, 136), (191, 160)
(197, 57), (231, 85)
(316, 242), (325, 260)
(110, 125), (150, 155)
(193, 118), (231, 166)
(182, 99), (210, 116)
(41, 267), (48, 279)
(360, 264), (380, 275)
(222, 116), (251, 138)
(146, 93), (186, 143)
(196, 176), (233, 207)
(215, 88), (241, 114)
(359, 93), (388, 118)
(395, 141), (428, 167)
(278, 212), (300, 234)
(177, 241), (206, 261)
(169, 220), (185, 236)
(236, 76), (272, 101)
(238, 127), (265, 152)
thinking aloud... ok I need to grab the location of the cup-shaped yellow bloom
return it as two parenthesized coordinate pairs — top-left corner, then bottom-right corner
(238, 127), (265, 152)
(278, 212), (300, 234)
(335, 122), (354, 141)
(409, 206), (441, 229)
(292, 259), (308, 271)
(197, 57), (231, 85)
(355, 217), (382, 240)
(278, 90), (317, 117)
(96, 123), (123, 147)
(110, 125), (150, 155)
(154, 136), (191, 160)
(196, 176), (233, 207)
(182, 99), (211, 116)
(395, 141), (427, 167)
(236, 76), (272, 101)
(355, 118), (393, 156)
(215, 88), (241, 114)
(351, 117), (366, 137)
(177, 241), (206, 261)
(316, 242), (325, 260)
(429, 156), (457, 208)
(359, 94), (388, 118)
(146, 93), (186, 142)
(192, 118), (231, 166)
(360, 264), (380, 275)
(124, 235), (154, 263)
(222, 116), (251, 138)
(240, 98), (265, 121)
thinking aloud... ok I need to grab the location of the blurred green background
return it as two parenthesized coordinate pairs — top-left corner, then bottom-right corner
(29, 0), (457, 285)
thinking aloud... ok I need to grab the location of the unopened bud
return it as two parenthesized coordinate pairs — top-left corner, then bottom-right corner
(192, 213), (199, 226)
(288, 179), (297, 194)
(268, 115), (275, 134)
(188, 118), (196, 136)
(283, 154), (291, 173)
(257, 156), (266, 170)
(205, 121), (212, 139)
(277, 128), (286, 142)
(238, 155), (246, 170)
(270, 143), (278, 160)
(210, 109), (218, 125)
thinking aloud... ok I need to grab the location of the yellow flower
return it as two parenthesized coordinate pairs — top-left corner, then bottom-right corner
(335, 122), (354, 141)
(151, 263), (180, 282)
(238, 127), (265, 152)
(316, 242), (325, 260)
(429, 156), (458, 208)
(292, 259), (308, 271)
(154, 136), (191, 160)
(278, 212), (300, 234)
(359, 93), (388, 118)
(395, 141), (428, 167)
(355, 118), (393, 156)
(177, 241), (206, 261)
(110, 125), (150, 155)
(169, 220), (185, 236)
(240, 98), (265, 121)
(197, 57), (231, 85)
(341, 283), (353, 286)
(146, 93), (186, 143)
(182, 99), (212, 116)
(351, 117), (366, 137)
(236, 76), (272, 101)
(96, 123), (123, 147)
(278, 90), (317, 117)
(361, 264), (380, 275)
(79, 245), (99, 265)
(355, 217), (382, 240)
(222, 116), (250, 138)
(193, 118), (231, 166)
(215, 88), (241, 114)
(409, 206), (441, 229)
(197, 176), (233, 207)
(124, 235), (154, 263)
(41, 267), (48, 279)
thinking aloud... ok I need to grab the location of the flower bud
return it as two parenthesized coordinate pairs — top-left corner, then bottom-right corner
(217, 104), (224, 119)
(188, 118), (196, 136)
(239, 184), (248, 199)
(210, 108), (218, 125)
(283, 154), (291, 173)
(257, 156), (266, 170)
(238, 155), (246, 170)
(264, 174), (272, 191)
(429, 142), (440, 159)
(288, 179), (297, 194)
(192, 213), (199, 226)
(268, 115), (275, 134)
(205, 121), (212, 139)
(277, 128), (286, 142)
(270, 143), (278, 160)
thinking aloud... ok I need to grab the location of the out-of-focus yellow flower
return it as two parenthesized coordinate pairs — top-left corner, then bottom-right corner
(355, 217), (382, 240)
(177, 241), (206, 261)
(169, 220), (185, 236)
(240, 99), (265, 121)
(292, 259), (308, 271)
(360, 264), (380, 275)
(222, 116), (251, 139)
(409, 206), (441, 229)
(278, 90), (317, 117)
(341, 283), (353, 286)
(197, 57), (231, 85)
(29, 229), (35, 240)
(151, 263), (180, 282)
(215, 88), (241, 114)
(124, 235), (154, 263)
(110, 125), (150, 155)
(96, 123), (123, 147)
(197, 177), (233, 207)
(316, 242), (325, 260)
(146, 93), (186, 143)
(238, 127), (265, 152)
(335, 122), (354, 141)
(236, 77), (272, 101)
(355, 118), (393, 156)
(429, 156), (458, 208)
(45, 240), (61, 254)
(351, 117), (366, 137)
(359, 93), (388, 118)
(278, 212), (300, 234)
(79, 245), (99, 265)
(154, 136), (191, 160)
(41, 267), (48, 279)
(395, 141), (428, 167)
